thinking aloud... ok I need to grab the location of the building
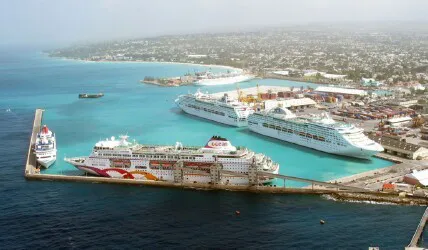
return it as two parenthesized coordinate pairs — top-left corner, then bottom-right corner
(315, 86), (368, 97)
(187, 54), (207, 58)
(382, 183), (396, 192)
(264, 98), (316, 110)
(303, 70), (325, 77)
(272, 70), (289, 76)
(385, 117), (412, 127)
(368, 135), (428, 160)
(323, 74), (347, 80)
(361, 78), (382, 87)
(404, 169), (428, 186)
(388, 99), (418, 107)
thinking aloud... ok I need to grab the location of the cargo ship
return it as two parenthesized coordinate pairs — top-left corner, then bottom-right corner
(65, 135), (279, 185)
(79, 93), (104, 98)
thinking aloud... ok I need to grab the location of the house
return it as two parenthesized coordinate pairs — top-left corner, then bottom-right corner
(361, 78), (383, 87)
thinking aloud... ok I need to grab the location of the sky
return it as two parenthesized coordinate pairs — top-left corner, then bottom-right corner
(1, 0), (428, 46)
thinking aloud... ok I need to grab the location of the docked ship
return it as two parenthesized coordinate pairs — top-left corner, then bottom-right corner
(65, 135), (279, 185)
(248, 107), (384, 159)
(175, 90), (253, 127)
(194, 71), (254, 86)
(34, 125), (57, 168)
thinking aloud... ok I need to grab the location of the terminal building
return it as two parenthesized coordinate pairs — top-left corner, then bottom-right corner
(314, 86), (368, 97)
(264, 98), (316, 110)
(368, 135), (428, 160)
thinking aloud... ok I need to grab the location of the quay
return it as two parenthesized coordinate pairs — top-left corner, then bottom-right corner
(25, 109), (428, 205)
(406, 207), (428, 250)
(25, 108), (43, 175)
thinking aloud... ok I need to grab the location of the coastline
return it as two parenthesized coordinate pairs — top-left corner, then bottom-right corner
(45, 54), (242, 72)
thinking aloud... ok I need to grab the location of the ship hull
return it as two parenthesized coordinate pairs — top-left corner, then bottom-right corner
(177, 101), (247, 127)
(248, 123), (378, 159)
(194, 75), (254, 86)
(37, 156), (56, 168)
(65, 158), (277, 185)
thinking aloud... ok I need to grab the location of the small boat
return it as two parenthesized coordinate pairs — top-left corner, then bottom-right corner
(79, 93), (104, 98)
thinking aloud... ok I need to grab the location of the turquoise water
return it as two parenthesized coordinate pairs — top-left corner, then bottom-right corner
(1, 51), (391, 185)
(1, 48), (425, 249)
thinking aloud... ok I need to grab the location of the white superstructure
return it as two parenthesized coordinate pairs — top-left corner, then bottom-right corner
(175, 90), (254, 127)
(194, 71), (254, 86)
(248, 107), (384, 159)
(65, 135), (279, 185)
(34, 125), (57, 168)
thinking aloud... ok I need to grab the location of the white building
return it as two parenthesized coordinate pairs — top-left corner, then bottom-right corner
(388, 99), (418, 107)
(323, 74), (347, 80)
(264, 98), (316, 110)
(385, 117), (412, 127)
(404, 169), (428, 186)
(187, 54), (208, 58)
(272, 71), (289, 76)
(315, 86), (368, 96)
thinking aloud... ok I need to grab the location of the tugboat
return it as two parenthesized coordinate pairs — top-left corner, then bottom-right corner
(79, 93), (104, 98)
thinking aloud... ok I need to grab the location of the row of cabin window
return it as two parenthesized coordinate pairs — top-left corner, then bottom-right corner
(101, 154), (197, 160)
(262, 123), (326, 141)
(187, 104), (225, 116)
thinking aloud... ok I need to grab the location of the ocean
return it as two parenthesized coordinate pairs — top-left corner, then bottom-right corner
(0, 47), (426, 249)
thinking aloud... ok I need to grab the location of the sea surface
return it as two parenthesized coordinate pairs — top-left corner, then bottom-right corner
(0, 47), (426, 249)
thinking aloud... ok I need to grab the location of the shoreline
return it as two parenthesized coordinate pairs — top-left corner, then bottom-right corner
(45, 54), (242, 72)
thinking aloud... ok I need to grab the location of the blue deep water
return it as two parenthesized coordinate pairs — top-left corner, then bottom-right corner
(0, 47), (426, 249)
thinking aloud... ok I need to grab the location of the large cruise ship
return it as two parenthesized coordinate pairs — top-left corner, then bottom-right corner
(34, 125), (57, 168)
(248, 107), (384, 159)
(194, 71), (254, 86)
(65, 135), (279, 185)
(175, 90), (253, 127)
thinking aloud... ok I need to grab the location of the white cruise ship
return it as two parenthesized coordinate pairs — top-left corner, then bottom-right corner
(194, 71), (254, 86)
(248, 107), (384, 159)
(175, 90), (253, 127)
(65, 135), (279, 185)
(34, 125), (57, 168)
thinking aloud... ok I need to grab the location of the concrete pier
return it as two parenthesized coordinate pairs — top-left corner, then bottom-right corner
(25, 108), (43, 176)
(407, 207), (428, 249)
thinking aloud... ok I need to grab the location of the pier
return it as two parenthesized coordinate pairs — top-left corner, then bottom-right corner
(25, 109), (43, 176)
(24, 109), (428, 205)
(407, 207), (428, 249)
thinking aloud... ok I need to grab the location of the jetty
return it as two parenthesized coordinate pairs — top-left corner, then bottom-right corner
(25, 109), (43, 175)
(406, 207), (428, 249)
(25, 109), (428, 205)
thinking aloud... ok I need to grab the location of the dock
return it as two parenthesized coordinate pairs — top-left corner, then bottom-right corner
(25, 108), (43, 176)
(24, 109), (428, 205)
(406, 207), (428, 249)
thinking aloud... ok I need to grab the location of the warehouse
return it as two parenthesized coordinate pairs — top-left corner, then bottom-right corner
(264, 98), (316, 110)
(369, 135), (428, 160)
(315, 86), (368, 97)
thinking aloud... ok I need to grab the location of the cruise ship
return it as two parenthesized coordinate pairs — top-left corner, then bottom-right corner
(175, 90), (253, 127)
(194, 71), (254, 86)
(34, 125), (57, 168)
(248, 107), (384, 159)
(65, 135), (279, 185)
